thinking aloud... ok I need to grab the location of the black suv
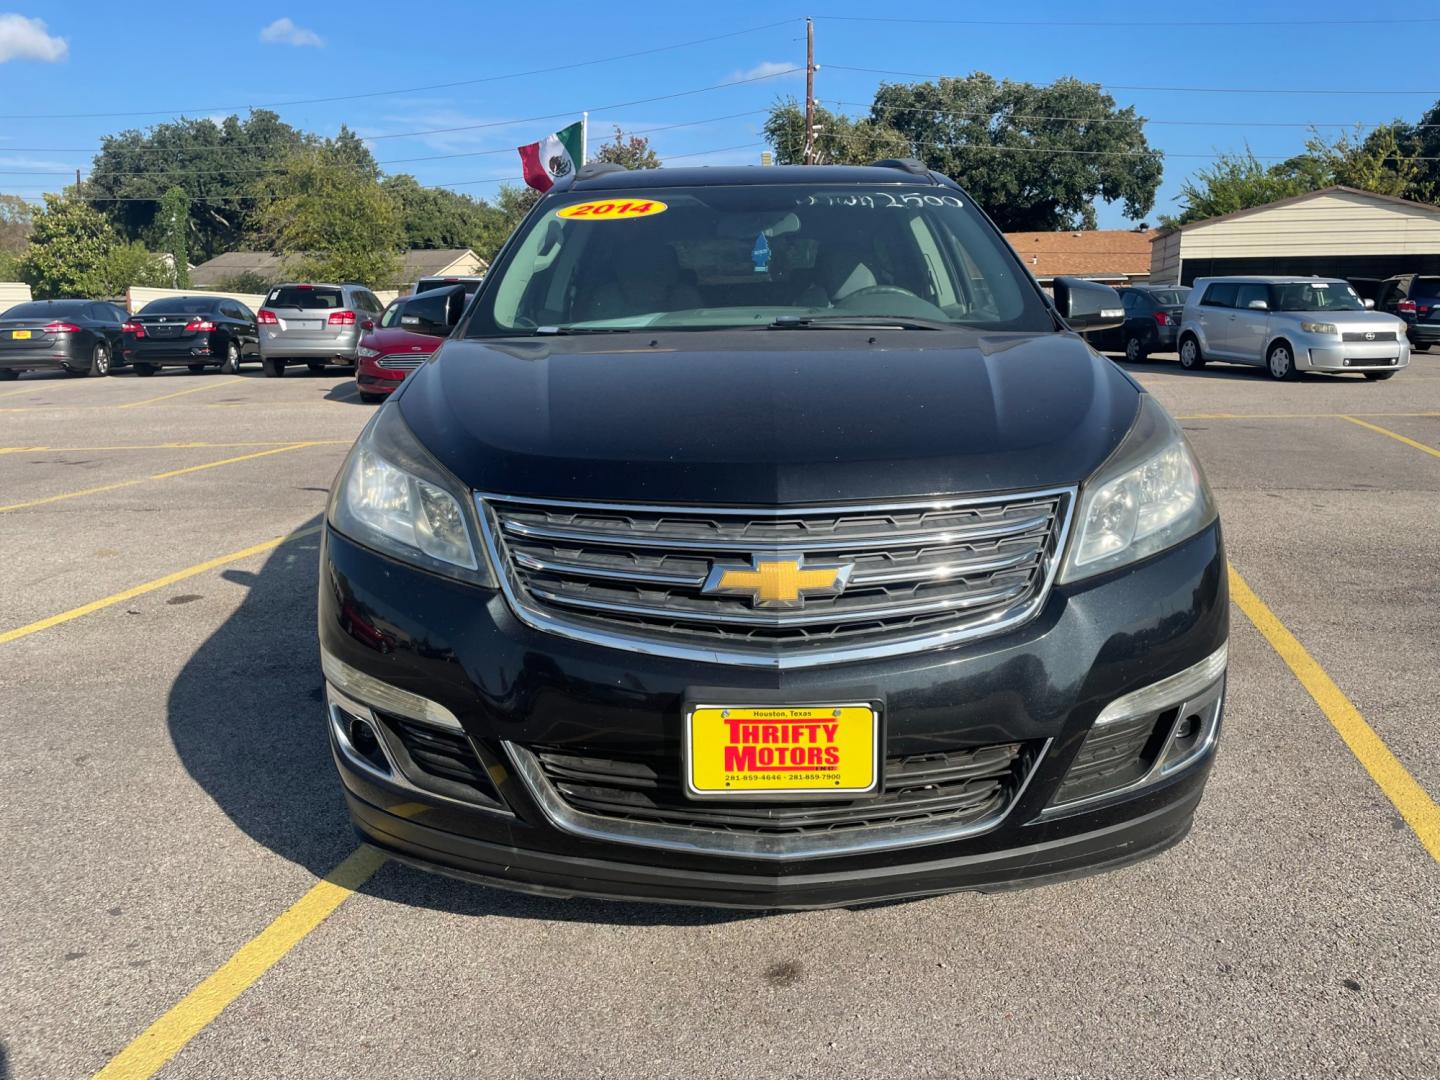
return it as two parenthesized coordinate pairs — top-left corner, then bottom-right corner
(1086, 284), (1191, 362)
(1375, 274), (1440, 351)
(320, 162), (1227, 908)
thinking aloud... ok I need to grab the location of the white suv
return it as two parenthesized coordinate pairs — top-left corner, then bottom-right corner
(1176, 276), (1409, 381)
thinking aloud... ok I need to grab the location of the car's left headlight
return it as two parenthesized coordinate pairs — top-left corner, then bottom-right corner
(329, 404), (494, 585)
(357, 345), (381, 359)
(1060, 395), (1218, 583)
(1301, 321), (1337, 335)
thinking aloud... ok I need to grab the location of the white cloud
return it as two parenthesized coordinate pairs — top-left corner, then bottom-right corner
(0, 14), (68, 63)
(259, 17), (323, 47)
(727, 60), (799, 84)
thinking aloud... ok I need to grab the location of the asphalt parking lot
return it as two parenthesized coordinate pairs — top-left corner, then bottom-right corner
(2, 356), (1438, 1080)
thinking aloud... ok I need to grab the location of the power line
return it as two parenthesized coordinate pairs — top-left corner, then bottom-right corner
(813, 13), (1440, 27)
(825, 64), (1440, 96)
(0, 111), (773, 178)
(0, 18), (801, 121)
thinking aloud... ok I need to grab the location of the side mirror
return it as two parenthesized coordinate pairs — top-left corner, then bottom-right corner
(1247, 299), (1269, 311)
(401, 314), (445, 335)
(362, 319), (375, 331)
(1364, 298), (1376, 310)
(1052, 276), (1124, 331)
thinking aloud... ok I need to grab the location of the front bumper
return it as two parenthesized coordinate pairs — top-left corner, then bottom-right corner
(1303, 342), (1410, 372)
(320, 520), (1228, 908)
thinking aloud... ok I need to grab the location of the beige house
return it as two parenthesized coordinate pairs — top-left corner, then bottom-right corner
(1149, 187), (1440, 285)
(189, 248), (488, 290)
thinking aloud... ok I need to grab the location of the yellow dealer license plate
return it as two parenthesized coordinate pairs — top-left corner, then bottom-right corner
(11, 330), (32, 339)
(685, 704), (879, 798)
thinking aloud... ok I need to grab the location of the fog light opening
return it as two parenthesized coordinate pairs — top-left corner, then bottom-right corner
(331, 702), (391, 774)
(1172, 712), (1203, 750)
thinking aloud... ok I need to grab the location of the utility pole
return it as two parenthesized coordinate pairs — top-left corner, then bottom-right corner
(74, 168), (81, 191)
(803, 18), (815, 165)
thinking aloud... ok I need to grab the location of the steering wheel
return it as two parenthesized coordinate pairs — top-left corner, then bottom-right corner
(840, 285), (923, 302)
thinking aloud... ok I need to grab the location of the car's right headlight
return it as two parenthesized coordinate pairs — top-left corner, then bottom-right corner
(1060, 395), (1218, 583)
(357, 345), (381, 359)
(329, 404), (494, 586)
(1300, 321), (1337, 335)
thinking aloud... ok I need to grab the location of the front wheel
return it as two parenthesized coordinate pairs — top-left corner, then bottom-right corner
(262, 356), (286, 378)
(132, 363), (156, 377)
(1178, 335), (1205, 371)
(90, 342), (111, 377)
(1364, 370), (1397, 381)
(1267, 342), (1298, 381)
(221, 341), (241, 374)
(1124, 335), (1145, 363)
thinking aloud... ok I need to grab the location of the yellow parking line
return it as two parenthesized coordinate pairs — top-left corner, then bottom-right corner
(0, 442), (319, 513)
(117, 378), (244, 409)
(90, 845), (386, 1080)
(0, 525), (321, 646)
(0, 440), (349, 453)
(1340, 415), (1440, 459)
(1176, 411), (1440, 421)
(1229, 565), (1440, 864)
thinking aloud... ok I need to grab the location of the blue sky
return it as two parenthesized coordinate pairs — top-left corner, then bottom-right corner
(1, 2), (1435, 228)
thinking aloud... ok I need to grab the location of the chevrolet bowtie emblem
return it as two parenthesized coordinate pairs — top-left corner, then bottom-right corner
(702, 556), (854, 608)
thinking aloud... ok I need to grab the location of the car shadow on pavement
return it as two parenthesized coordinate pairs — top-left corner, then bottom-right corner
(165, 514), (755, 927)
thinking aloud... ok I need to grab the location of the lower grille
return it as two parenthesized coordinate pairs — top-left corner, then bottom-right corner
(527, 741), (1035, 836)
(1344, 356), (1397, 367)
(375, 711), (502, 804)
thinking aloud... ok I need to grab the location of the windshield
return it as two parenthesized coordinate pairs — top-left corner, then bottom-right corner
(1147, 289), (1189, 306)
(140, 297), (217, 315)
(1268, 282), (1364, 313)
(466, 184), (1049, 336)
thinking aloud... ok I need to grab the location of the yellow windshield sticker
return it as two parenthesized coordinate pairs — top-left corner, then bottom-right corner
(557, 198), (668, 221)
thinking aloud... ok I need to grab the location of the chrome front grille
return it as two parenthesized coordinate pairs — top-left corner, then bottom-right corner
(376, 353), (431, 371)
(477, 490), (1074, 667)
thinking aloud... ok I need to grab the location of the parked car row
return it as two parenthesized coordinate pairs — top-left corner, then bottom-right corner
(1088, 276), (1412, 381)
(0, 280), (474, 397)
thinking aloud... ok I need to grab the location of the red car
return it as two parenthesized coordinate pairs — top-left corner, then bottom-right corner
(355, 285), (467, 403)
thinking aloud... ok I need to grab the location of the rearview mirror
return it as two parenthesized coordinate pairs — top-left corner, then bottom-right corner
(1052, 276), (1124, 332)
(361, 319), (375, 331)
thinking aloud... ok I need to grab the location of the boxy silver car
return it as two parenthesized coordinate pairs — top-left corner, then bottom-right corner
(1177, 276), (1409, 381)
(257, 283), (386, 377)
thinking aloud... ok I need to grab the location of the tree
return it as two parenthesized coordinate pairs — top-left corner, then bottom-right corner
(763, 77), (1162, 229)
(253, 146), (402, 287)
(18, 193), (168, 297)
(0, 193), (34, 255)
(764, 98), (910, 165)
(158, 186), (190, 286)
(383, 174), (507, 252)
(213, 270), (273, 293)
(591, 126), (662, 170)
(84, 111), (381, 261)
(1165, 127), (1432, 226)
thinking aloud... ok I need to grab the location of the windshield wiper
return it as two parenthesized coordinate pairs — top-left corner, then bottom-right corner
(533, 326), (634, 335)
(766, 315), (948, 331)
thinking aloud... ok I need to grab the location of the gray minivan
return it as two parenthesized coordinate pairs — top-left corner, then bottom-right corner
(1177, 276), (1410, 381)
(257, 283), (385, 377)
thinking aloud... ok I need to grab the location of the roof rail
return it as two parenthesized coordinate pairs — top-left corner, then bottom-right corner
(573, 161), (629, 183)
(868, 157), (932, 178)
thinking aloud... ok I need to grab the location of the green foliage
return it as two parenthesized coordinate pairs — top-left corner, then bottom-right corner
(253, 146), (402, 287)
(213, 270), (273, 293)
(18, 193), (168, 297)
(0, 248), (21, 281)
(85, 111), (380, 261)
(158, 186), (190, 286)
(0, 193), (34, 255)
(382, 174), (506, 253)
(474, 185), (542, 263)
(764, 99), (910, 166)
(1166, 127), (1433, 226)
(591, 126), (662, 170)
(763, 76), (1162, 230)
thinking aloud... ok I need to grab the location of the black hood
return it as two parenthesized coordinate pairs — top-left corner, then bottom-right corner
(398, 330), (1140, 504)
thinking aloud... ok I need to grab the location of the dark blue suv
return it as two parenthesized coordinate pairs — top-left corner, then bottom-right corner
(1087, 284), (1191, 362)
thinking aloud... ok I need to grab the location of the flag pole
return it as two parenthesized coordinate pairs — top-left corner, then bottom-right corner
(581, 112), (589, 164)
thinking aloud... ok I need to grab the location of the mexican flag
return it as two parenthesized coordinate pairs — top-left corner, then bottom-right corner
(518, 121), (584, 192)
